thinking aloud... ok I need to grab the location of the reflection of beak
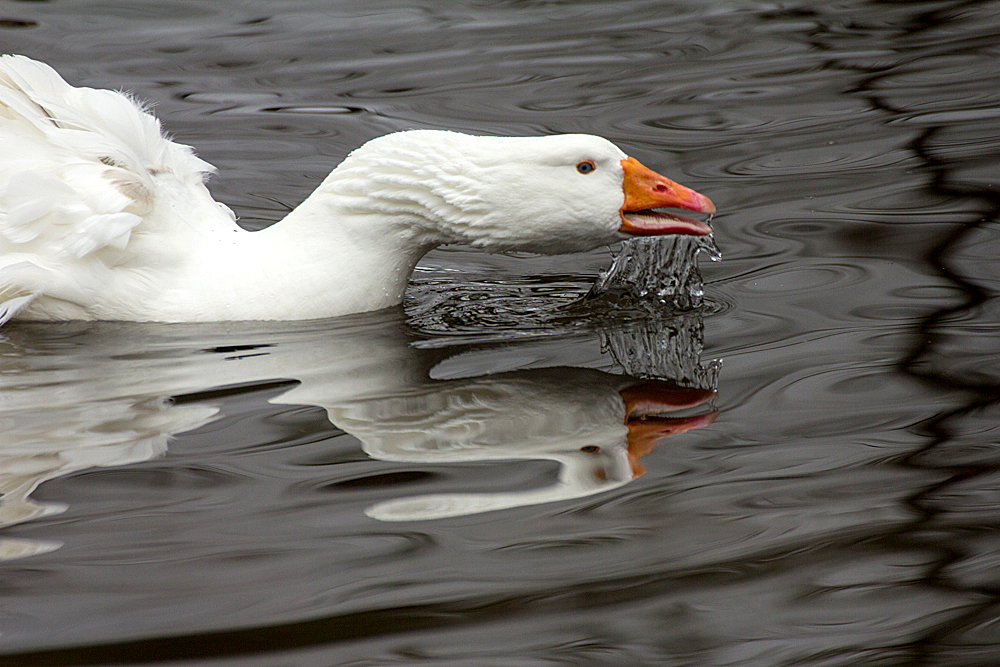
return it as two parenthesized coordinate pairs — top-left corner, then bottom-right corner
(620, 157), (716, 237)
(621, 380), (715, 416)
(626, 411), (718, 478)
(619, 380), (717, 478)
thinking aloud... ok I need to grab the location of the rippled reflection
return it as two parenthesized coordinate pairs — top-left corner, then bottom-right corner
(0, 302), (718, 554)
(2, 0), (1000, 664)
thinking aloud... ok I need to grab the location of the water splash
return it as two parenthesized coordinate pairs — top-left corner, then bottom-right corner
(600, 315), (722, 391)
(406, 235), (722, 351)
(587, 235), (722, 389)
(587, 235), (722, 311)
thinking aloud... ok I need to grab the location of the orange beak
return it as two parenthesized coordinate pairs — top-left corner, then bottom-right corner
(620, 157), (716, 237)
(619, 380), (718, 478)
(625, 411), (718, 478)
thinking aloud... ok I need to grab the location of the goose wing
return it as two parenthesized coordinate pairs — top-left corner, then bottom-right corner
(0, 55), (233, 322)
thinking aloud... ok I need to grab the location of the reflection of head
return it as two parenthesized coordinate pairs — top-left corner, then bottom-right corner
(331, 370), (716, 521)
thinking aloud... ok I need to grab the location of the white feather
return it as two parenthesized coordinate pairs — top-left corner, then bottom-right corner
(0, 55), (707, 323)
(0, 55), (232, 321)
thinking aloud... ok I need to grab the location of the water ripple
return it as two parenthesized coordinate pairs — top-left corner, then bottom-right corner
(2, 1), (1000, 665)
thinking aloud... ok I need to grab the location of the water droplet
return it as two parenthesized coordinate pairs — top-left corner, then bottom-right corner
(588, 235), (721, 311)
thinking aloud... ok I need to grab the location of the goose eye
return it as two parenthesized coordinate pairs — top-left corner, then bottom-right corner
(580, 445), (600, 453)
(576, 160), (596, 174)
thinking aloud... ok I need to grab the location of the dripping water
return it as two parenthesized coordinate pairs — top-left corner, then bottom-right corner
(599, 315), (721, 391)
(587, 235), (722, 311)
(588, 234), (722, 389)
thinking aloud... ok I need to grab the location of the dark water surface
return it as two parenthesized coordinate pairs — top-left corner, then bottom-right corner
(2, 1), (999, 665)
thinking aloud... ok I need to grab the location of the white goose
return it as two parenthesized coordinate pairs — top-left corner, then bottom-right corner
(0, 55), (715, 324)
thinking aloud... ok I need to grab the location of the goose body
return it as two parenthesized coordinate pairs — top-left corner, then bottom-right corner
(0, 55), (715, 324)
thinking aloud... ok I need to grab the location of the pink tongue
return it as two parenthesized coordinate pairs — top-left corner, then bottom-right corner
(621, 211), (713, 237)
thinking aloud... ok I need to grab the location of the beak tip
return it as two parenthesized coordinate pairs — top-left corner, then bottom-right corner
(696, 193), (716, 215)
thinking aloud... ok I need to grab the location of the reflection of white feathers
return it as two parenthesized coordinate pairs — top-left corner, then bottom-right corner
(0, 394), (216, 560)
(331, 371), (640, 521)
(334, 373), (628, 460)
(0, 326), (225, 560)
(0, 313), (714, 556)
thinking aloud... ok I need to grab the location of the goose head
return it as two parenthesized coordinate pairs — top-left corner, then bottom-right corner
(319, 130), (715, 254)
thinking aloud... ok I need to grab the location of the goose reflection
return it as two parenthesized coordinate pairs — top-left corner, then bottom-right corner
(344, 374), (715, 521)
(0, 307), (717, 557)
